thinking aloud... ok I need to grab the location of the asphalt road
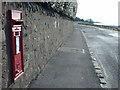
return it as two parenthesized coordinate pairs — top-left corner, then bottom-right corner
(77, 23), (118, 88)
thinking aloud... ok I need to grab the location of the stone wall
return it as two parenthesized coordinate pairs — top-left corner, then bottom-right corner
(0, 1), (2, 89)
(2, 2), (74, 88)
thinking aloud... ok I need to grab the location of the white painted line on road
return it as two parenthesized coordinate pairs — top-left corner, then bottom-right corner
(109, 33), (118, 37)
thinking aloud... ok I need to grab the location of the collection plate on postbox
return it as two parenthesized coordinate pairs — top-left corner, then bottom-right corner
(9, 10), (24, 82)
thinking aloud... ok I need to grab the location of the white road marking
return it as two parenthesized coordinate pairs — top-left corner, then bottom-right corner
(109, 33), (118, 37)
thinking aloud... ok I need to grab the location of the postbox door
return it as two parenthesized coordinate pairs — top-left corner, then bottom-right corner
(12, 25), (24, 81)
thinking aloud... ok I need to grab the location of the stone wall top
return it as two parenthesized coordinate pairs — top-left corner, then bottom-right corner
(40, 2), (78, 19)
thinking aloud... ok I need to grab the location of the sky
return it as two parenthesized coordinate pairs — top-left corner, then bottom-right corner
(76, 0), (119, 26)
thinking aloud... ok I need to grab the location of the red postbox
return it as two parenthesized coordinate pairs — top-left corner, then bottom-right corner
(9, 10), (24, 81)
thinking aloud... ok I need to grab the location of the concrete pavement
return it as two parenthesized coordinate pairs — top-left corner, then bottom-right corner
(28, 23), (101, 88)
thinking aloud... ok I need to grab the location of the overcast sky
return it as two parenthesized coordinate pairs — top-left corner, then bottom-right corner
(76, 0), (119, 26)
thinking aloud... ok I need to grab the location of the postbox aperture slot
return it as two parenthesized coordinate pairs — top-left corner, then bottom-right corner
(13, 20), (23, 25)
(15, 32), (19, 36)
(14, 32), (20, 37)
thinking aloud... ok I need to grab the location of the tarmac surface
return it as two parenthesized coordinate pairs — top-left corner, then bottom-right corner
(80, 24), (118, 88)
(28, 22), (101, 88)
